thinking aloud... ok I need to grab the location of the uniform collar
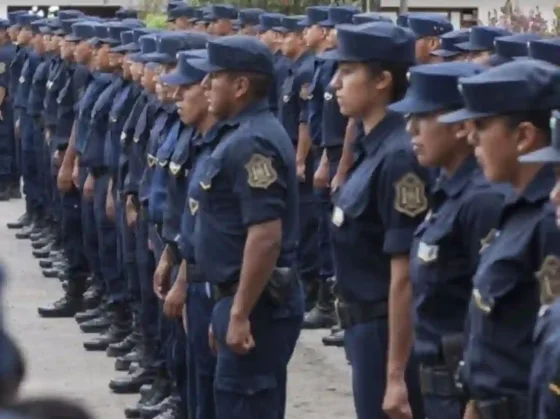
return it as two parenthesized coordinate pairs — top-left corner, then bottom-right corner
(504, 163), (555, 206)
(358, 111), (406, 156)
(225, 99), (270, 127)
(433, 154), (478, 198)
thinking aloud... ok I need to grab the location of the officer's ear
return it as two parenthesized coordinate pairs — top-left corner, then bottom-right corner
(231, 74), (251, 99)
(515, 120), (542, 155)
(453, 121), (471, 143)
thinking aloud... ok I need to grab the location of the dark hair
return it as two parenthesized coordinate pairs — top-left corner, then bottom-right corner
(504, 110), (551, 144)
(365, 60), (411, 103)
(228, 72), (272, 101)
(8, 397), (94, 419)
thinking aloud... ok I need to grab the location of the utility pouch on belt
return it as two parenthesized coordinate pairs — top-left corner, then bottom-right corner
(264, 267), (297, 306)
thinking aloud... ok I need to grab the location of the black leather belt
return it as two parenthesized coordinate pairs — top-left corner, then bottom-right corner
(212, 282), (238, 301)
(474, 397), (528, 419)
(335, 299), (388, 329)
(419, 364), (458, 397)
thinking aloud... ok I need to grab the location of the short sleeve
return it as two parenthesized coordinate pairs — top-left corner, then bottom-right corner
(376, 149), (429, 254)
(458, 190), (505, 271)
(230, 137), (288, 227)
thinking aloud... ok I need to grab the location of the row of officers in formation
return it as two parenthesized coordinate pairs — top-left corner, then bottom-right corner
(2, 2), (560, 419)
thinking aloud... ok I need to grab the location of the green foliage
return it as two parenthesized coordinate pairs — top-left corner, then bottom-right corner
(485, 0), (557, 35)
(145, 13), (169, 28)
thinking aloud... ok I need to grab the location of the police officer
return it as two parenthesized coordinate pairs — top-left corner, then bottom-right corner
(437, 59), (560, 419)
(455, 25), (512, 63)
(275, 15), (319, 311)
(188, 35), (303, 418)
(430, 29), (471, 62)
(486, 33), (541, 67)
(407, 14), (453, 64)
(206, 5), (238, 37)
(235, 8), (264, 35)
(167, 5), (196, 31)
(525, 38), (560, 66)
(389, 62), (505, 419)
(320, 22), (426, 418)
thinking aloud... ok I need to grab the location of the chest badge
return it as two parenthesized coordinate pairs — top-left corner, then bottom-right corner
(120, 132), (126, 141)
(188, 198), (199, 215)
(158, 159), (168, 168)
(133, 136), (140, 143)
(394, 172), (428, 218)
(19, 76), (24, 84)
(417, 242), (438, 263)
(536, 255), (560, 306)
(47, 80), (53, 90)
(245, 154), (278, 189)
(110, 116), (117, 123)
(147, 154), (157, 168)
(324, 92), (333, 101)
(299, 83), (312, 100)
(332, 206), (344, 227)
(283, 94), (290, 103)
(169, 162), (181, 176)
(479, 228), (498, 253)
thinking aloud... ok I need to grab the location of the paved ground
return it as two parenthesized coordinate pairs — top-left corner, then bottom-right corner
(0, 198), (355, 418)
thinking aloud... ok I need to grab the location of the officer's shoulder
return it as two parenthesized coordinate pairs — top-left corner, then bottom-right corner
(462, 169), (508, 201)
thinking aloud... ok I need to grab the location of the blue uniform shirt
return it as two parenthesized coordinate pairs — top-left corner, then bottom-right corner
(409, 155), (504, 363)
(14, 50), (41, 111)
(463, 165), (560, 400)
(268, 50), (290, 115)
(43, 55), (66, 128)
(9, 46), (27, 103)
(331, 112), (429, 302)
(27, 56), (49, 116)
(193, 100), (299, 286)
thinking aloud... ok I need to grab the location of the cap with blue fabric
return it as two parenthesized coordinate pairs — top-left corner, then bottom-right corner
(142, 33), (206, 65)
(352, 12), (392, 25)
(235, 8), (265, 27)
(168, 0), (185, 12)
(273, 16), (306, 33)
(168, 5), (196, 22)
(17, 13), (40, 28)
(320, 6), (359, 27)
(397, 13), (409, 27)
(30, 19), (48, 35)
(8, 11), (26, 28)
(161, 49), (209, 86)
(58, 10), (84, 20)
(116, 8), (138, 20)
(439, 60), (560, 124)
(407, 13), (453, 38)
(431, 29), (470, 58)
(389, 62), (485, 114)
(129, 34), (159, 63)
(519, 110), (560, 163)
(256, 13), (284, 33)
(524, 38), (560, 66)
(191, 7), (213, 24)
(46, 18), (65, 35)
(104, 22), (144, 46)
(64, 19), (91, 41)
(0, 19), (9, 31)
(110, 30), (135, 53)
(206, 4), (238, 22)
(189, 35), (274, 76)
(88, 23), (108, 46)
(319, 22), (416, 64)
(455, 26), (512, 52)
(487, 33), (541, 66)
(299, 6), (330, 28)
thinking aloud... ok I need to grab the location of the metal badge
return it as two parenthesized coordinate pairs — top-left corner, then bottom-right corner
(19, 76), (24, 84)
(417, 242), (438, 263)
(331, 206), (344, 227)
(324, 92), (333, 101)
(169, 162), (181, 176)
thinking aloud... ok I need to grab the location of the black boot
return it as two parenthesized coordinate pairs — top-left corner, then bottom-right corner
(302, 278), (337, 329)
(37, 276), (87, 318)
(83, 284), (104, 309)
(115, 342), (145, 371)
(124, 371), (170, 418)
(143, 392), (182, 419)
(83, 303), (132, 351)
(75, 300), (106, 323)
(302, 276), (320, 312)
(107, 316), (141, 357)
(15, 220), (36, 239)
(7, 212), (31, 229)
(108, 365), (156, 394)
(322, 325), (345, 347)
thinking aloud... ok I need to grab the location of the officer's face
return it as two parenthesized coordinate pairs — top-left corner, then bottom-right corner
(407, 113), (468, 167)
(141, 67), (157, 93)
(122, 55), (132, 79)
(108, 51), (122, 69)
(304, 25), (324, 49)
(17, 27), (32, 45)
(549, 170), (560, 226)
(258, 30), (276, 49)
(201, 71), (238, 119)
(167, 21), (176, 30)
(74, 41), (92, 64)
(469, 116), (520, 182)
(131, 61), (143, 82)
(194, 22), (207, 32)
(177, 83), (207, 125)
(213, 19), (233, 36)
(281, 32), (304, 58)
(238, 25), (257, 36)
(415, 37), (439, 64)
(468, 50), (490, 63)
(331, 62), (381, 118)
(175, 17), (191, 30)
(31, 34), (44, 52)
(8, 27), (19, 43)
(326, 29), (337, 48)
(61, 40), (75, 60)
(95, 44), (111, 71)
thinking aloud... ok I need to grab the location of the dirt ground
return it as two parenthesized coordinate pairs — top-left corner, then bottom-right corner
(0, 198), (356, 418)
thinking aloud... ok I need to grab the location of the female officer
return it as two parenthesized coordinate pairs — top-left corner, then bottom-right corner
(321, 22), (427, 419)
(437, 59), (560, 419)
(388, 62), (505, 419)
(516, 111), (560, 419)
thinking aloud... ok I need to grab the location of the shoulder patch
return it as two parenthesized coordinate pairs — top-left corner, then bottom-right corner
(299, 83), (312, 100)
(394, 172), (428, 218)
(480, 228), (498, 253)
(245, 154), (278, 189)
(536, 255), (560, 305)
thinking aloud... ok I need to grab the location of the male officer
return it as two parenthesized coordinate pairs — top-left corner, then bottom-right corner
(0, 19), (16, 201)
(486, 33), (541, 66)
(206, 4), (238, 36)
(275, 15), (319, 311)
(189, 35), (304, 418)
(407, 13), (453, 64)
(304, 5), (358, 330)
(235, 8), (264, 35)
(455, 25), (512, 63)
(430, 29), (471, 62)
(168, 4), (196, 30)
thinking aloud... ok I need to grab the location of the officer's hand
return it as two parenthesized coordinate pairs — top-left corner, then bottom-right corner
(105, 189), (116, 221)
(163, 281), (186, 319)
(462, 401), (479, 419)
(57, 164), (73, 193)
(313, 161), (330, 189)
(83, 173), (95, 201)
(226, 314), (255, 355)
(125, 196), (138, 229)
(153, 257), (171, 299)
(382, 378), (412, 419)
(296, 161), (306, 182)
(72, 161), (79, 189)
(208, 325), (217, 356)
(330, 171), (346, 194)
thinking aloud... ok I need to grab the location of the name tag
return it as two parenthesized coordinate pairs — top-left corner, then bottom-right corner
(417, 242), (438, 263)
(331, 206), (344, 227)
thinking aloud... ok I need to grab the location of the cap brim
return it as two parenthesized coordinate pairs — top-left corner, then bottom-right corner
(142, 52), (176, 64)
(318, 48), (362, 62)
(438, 108), (494, 124)
(455, 42), (488, 52)
(128, 52), (143, 62)
(181, 49), (207, 58)
(87, 37), (102, 46)
(188, 57), (223, 73)
(388, 96), (447, 115)
(298, 18), (311, 27)
(519, 146), (560, 164)
(144, 62), (160, 70)
(64, 34), (81, 42)
(99, 37), (119, 46)
(111, 42), (138, 53)
(160, 71), (202, 86)
(39, 27), (52, 34)
(318, 19), (335, 28)
(53, 29), (65, 35)
(487, 53), (510, 67)
(430, 49), (459, 58)
(271, 26), (289, 33)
